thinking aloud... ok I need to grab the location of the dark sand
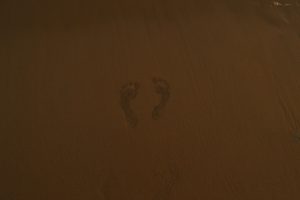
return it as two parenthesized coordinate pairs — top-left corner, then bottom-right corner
(1, 0), (300, 199)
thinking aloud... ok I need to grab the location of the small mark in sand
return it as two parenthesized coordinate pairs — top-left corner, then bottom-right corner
(272, 1), (298, 7)
(153, 164), (179, 200)
(152, 78), (170, 120)
(120, 82), (140, 128)
(98, 172), (121, 200)
(292, 131), (300, 140)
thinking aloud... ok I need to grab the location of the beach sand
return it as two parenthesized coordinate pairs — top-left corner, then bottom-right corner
(1, 0), (300, 199)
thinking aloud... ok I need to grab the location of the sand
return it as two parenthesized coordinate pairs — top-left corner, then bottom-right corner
(1, 0), (300, 199)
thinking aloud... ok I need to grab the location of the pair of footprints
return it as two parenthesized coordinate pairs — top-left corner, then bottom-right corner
(120, 78), (170, 127)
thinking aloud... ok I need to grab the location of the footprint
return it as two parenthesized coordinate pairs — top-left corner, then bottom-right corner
(153, 164), (179, 200)
(98, 172), (121, 200)
(152, 78), (170, 120)
(120, 82), (140, 128)
(292, 131), (300, 141)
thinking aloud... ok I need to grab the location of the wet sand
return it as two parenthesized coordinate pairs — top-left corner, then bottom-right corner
(1, 0), (300, 199)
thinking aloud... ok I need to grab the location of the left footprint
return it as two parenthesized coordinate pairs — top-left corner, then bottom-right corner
(120, 82), (140, 128)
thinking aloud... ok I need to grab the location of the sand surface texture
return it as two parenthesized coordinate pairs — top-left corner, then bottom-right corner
(1, 0), (300, 199)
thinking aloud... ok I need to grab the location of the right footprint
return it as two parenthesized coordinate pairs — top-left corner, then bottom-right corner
(152, 78), (170, 120)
